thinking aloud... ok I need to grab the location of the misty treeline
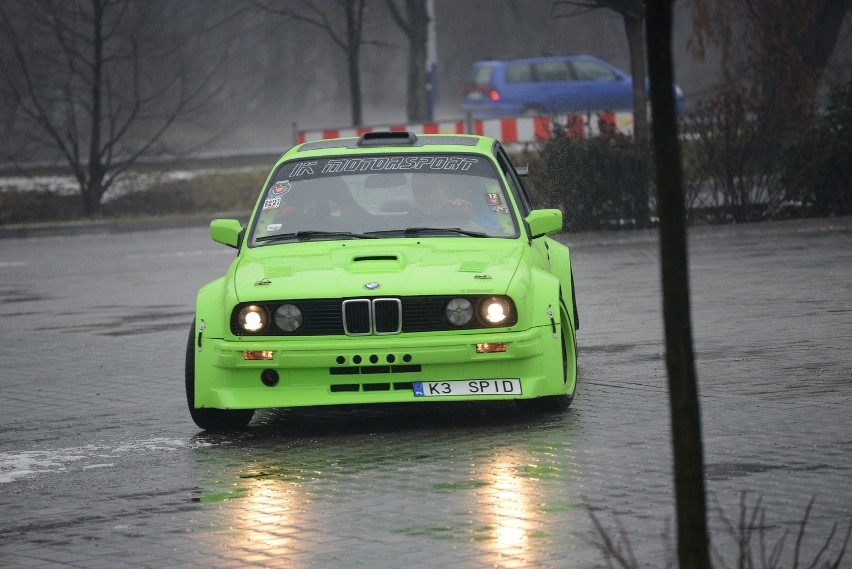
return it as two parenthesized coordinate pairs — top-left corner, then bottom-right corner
(0, 0), (566, 214)
(1, 0), (850, 218)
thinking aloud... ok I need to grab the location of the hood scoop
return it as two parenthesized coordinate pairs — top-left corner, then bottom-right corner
(353, 255), (399, 262)
(346, 253), (404, 272)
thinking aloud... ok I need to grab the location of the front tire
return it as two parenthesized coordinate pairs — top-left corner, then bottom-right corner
(185, 320), (254, 431)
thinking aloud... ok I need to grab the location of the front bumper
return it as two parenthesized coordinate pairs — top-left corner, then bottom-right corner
(192, 326), (566, 410)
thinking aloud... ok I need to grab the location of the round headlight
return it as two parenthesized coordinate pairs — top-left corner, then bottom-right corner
(238, 304), (268, 333)
(274, 303), (303, 332)
(479, 297), (511, 325)
(445, 297), (474, 326)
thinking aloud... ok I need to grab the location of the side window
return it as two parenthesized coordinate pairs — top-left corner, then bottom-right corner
(570, 61), (617, 81)
(468, 65), (494, 87)
(534, 60), (571, 82)
(494, 144), (533, 216)
(505, 63), (532, 84)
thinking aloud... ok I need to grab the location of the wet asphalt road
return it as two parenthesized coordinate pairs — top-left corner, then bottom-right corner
(1, 217), (850, 568)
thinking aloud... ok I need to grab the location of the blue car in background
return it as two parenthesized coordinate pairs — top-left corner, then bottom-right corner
(461, 54), (684, 118)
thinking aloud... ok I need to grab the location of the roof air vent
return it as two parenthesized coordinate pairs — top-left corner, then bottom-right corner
(357, 131), (418, 147)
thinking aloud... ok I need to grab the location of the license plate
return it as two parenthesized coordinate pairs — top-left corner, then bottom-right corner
(413, 379), (521, 397)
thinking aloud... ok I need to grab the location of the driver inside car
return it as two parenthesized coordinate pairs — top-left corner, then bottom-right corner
(410, 174), (506, 234)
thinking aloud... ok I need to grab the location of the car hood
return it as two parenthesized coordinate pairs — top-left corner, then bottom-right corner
(232, 239), (526, 301)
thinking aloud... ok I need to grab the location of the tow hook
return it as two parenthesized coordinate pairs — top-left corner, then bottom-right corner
(547, 305), (557, 339)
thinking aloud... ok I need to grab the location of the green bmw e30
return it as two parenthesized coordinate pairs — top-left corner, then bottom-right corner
(186, 131), (578, 430)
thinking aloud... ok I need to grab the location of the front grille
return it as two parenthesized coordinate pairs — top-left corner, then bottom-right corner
(342, 299), (371, 335)
(231, 295), (512, 336)
(341, 298), (401, 335)
(372, 298), (402, 334)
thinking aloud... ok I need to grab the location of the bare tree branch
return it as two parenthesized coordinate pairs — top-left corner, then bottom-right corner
(0, 0), (240, 213)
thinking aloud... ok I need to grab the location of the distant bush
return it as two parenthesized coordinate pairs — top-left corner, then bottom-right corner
(0, 168), (266, 224)
(528, 122), (653, 232)
(0, 189), (84, 224)
(680, 86), (786, 223)
(781, 80), (852, 217)
(104, 170), (265, 217)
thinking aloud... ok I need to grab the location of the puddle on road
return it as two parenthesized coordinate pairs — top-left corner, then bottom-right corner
(0, 438), (210, 484)
(182, 410), (587, 565)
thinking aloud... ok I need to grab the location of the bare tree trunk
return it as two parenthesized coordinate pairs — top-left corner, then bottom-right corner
(622, 11), (650, 227)
(345, 0), (363, 127)
(406, 0), (428, 122)
(646, 2), (711, 568)
(624, 12), (648, 142)
(386, 0), (429, 122)
(85, 0), (105, 215)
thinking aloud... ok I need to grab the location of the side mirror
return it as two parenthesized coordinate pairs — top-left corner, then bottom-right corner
(525, 209), (563, 238)
(210, 219), (244, 249)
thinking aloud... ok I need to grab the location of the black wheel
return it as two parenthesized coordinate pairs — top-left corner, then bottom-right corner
(185, 320), (254, 431)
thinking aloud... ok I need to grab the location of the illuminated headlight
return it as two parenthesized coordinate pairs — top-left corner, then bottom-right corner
(479, 297), (512, 325)
(274, 303), (303, 332)
(445, 298), (474, 326)
(238, 304), (268, 334)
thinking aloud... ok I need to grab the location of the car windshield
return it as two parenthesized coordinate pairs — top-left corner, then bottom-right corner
(248, 153), (520, 246)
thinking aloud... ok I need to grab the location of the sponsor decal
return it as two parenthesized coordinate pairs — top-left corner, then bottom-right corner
(263, 196), (282, 210)
(288, 161), (317, 177)
(266, 223), (282, 232)
(269, 180), (291, 196)
(492, 205), (509, 214)
(319, 156), (479, 175)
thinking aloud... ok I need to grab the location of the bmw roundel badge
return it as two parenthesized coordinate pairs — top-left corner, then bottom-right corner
(364, 282), (380, 290)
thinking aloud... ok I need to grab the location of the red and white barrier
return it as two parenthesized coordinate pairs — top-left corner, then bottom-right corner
(296, 112), (635, 146)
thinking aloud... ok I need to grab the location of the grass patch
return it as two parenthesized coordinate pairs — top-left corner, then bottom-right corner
(1, 167), (269, 224)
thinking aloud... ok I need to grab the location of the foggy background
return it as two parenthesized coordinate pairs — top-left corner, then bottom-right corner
(166, 0), (851, 152)
(2, 0), (851, 160)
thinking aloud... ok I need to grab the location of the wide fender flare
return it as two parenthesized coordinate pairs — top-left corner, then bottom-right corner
(545, 239), (577, 331)
(194, 276), (232, 341)
(509, 268), (563, 330)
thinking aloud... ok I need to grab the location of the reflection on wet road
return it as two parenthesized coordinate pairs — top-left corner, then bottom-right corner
(188, 404), (584, 567)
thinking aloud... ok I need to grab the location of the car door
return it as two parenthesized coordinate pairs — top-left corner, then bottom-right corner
(568, 59), (631, 112)
(531, 60), (576, 114)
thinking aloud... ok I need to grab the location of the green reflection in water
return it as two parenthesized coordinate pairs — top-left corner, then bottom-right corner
(187, 403), (587, 567)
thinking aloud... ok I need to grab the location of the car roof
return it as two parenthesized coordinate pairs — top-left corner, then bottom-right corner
(472, 54), (609, 66)
(285, 133), (498, 160)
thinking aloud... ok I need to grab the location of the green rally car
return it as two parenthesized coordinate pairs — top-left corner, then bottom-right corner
(186, 131), (578, 430)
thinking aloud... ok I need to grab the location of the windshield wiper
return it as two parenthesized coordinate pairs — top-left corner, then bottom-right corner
(395, 227), (490, 238)
(256, 230), (378, 243)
